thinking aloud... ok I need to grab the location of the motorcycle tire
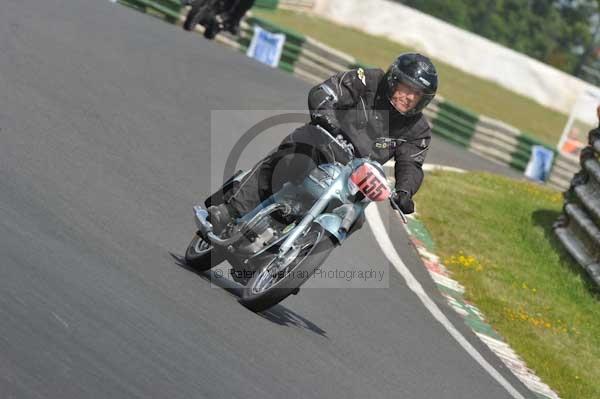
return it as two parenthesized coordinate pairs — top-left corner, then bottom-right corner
(203, 20), (219, 39)
(239, 223), (335, 312)
(185, 232), (225, 271)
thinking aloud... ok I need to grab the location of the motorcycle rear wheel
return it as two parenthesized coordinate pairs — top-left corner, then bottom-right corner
(239, 223), (335, 312)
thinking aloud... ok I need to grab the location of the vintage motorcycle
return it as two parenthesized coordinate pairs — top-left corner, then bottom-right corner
(185, 126), (406, 312)
(182, 0), (232, 39)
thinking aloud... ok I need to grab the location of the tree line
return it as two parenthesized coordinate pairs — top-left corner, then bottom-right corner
(397, 0), (600, 75)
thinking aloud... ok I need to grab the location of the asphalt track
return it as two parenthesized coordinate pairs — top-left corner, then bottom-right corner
(0, 1), (532, 398)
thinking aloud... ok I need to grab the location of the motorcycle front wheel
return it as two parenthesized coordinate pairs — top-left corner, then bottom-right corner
(185, 232), (225, 271)
(239, 223), (335, 312)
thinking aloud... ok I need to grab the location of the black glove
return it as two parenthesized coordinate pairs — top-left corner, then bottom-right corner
(391, 190), (415, 214)
(311, 111), (342, 137)
(589, 127), (600, 147)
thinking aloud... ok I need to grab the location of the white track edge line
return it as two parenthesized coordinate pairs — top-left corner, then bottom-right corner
(365, 205), (525, 399)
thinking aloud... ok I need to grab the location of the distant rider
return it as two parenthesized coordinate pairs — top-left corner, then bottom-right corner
(181, 0), (255, 35)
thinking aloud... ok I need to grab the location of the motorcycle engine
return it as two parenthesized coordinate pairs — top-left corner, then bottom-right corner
(239, 217), (278, 255)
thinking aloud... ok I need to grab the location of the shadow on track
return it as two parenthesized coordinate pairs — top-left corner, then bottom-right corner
(169, 253), (329, 337)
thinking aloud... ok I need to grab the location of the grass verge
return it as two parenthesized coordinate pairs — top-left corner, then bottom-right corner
(414, 171), (600, 399)
(252, 8), (568, 146)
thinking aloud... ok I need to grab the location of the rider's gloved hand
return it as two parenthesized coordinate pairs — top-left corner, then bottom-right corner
(391, 190), (415, 214)
(311, 111), (342, 137)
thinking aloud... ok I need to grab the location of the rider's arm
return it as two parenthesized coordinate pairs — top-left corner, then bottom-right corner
(393, 135), (431, 197)
(307, 70), (361, 135)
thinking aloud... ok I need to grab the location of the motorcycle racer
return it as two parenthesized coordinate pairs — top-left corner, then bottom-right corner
(209, 53), (438, 233)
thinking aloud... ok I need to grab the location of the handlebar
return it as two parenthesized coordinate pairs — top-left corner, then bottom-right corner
(314, 124), (408, 224)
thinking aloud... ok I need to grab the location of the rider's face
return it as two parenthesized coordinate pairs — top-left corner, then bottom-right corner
(389, 82), (423, 113)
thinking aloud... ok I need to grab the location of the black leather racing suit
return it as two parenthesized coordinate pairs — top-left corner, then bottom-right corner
(225, 0), (255, 25)
(226, 68), (432, 216)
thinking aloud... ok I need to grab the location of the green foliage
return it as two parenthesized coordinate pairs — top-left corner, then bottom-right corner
(398, 0), (597, 73)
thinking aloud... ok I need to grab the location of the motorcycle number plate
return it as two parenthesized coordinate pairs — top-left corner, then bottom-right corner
(350, 163), (391, 202)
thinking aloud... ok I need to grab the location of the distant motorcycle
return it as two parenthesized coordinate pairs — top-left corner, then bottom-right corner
(182, 0), (232, 39)
(185, 126), (407, 312)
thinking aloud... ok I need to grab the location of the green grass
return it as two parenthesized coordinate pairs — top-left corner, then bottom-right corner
(252, 8), (568, 146)
(415, 171), (600, 399)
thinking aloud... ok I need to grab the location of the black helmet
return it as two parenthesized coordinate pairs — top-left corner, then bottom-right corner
(383, 53), (438, 116)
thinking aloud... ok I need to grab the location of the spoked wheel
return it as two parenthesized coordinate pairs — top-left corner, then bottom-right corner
(183, 0), (211, 31)
(239, 223), (335, 312)
(185, 232), (225, 271)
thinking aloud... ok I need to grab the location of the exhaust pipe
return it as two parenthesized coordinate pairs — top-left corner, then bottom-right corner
(194, 203), (291, 247)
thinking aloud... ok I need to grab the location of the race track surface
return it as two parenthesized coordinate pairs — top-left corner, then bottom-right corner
(0, 1), (532, 398)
